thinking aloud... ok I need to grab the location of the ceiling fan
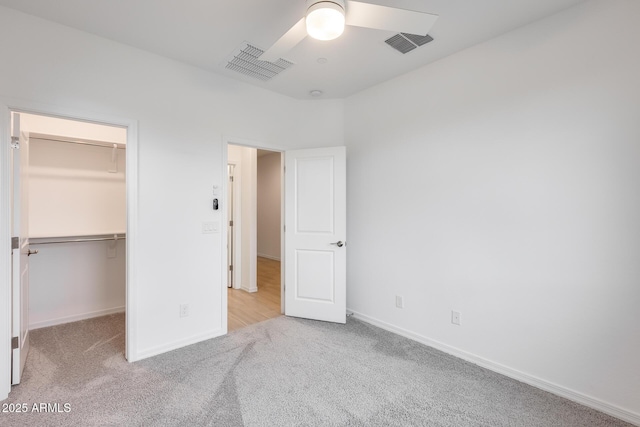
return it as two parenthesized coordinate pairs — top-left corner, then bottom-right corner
(259, 0), (438, 62)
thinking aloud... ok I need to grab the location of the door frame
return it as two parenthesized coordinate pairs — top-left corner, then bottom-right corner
(0, 99), (139, 400)
(227, 161), (241, 290)
(222, 136), (286, 331)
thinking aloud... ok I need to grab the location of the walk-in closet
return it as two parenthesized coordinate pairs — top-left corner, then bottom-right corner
(17, 112), (127, 357)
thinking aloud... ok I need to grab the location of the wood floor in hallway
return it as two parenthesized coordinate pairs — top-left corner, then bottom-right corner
(228, 256), (282, 332)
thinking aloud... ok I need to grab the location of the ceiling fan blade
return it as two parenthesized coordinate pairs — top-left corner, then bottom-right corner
(345, 1), (438, 35)
(260, 18), (307, 62)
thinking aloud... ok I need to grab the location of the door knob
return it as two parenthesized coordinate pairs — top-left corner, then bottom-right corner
(330, 241), (344, 248)
(27, 249), (39, 256)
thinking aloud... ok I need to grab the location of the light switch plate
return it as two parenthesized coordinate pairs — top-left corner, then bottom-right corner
(202, 221), (220, 234)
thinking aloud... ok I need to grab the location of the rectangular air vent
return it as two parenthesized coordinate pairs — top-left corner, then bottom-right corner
(385, 33), (434, 54)
(225, 42), (293, 82)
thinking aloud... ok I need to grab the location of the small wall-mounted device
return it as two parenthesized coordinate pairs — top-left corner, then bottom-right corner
(213, 199), (219, 210)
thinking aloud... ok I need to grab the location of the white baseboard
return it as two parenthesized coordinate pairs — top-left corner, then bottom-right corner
(257, 253), (280, 261)
(241, 284), (258, 293)
(30, 306), (125, 330)
(347, 309), (640, 426)
(135, 328), (225, 361)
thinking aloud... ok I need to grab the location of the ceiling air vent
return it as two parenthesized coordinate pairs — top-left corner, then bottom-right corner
(385, 33), (434, 54)
(225, 42), (294, 82)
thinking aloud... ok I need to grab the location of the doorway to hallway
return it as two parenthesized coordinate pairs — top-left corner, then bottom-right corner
(227, 146), (283, 331)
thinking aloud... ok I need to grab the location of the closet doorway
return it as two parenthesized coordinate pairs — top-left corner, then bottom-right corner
(227, 144), (283, 331)
(10, 112), (127, 384)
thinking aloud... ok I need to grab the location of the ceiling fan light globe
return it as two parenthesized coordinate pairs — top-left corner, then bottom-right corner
(306, 2), (346, 41)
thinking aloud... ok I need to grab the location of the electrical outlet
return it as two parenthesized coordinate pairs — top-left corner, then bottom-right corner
(395, 295), (404, 309)
(180, 304), (189, 318)
(451, 310), (461, 326)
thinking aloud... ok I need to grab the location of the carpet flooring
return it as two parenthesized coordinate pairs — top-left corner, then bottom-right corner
(1, 313), (631, 426)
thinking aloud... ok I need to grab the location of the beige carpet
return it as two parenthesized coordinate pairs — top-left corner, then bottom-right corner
(1, 313), (630, 426)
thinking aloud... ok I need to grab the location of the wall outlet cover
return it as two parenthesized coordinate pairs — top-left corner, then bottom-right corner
(451, 310), (461, 326)
(180, 304), (189, 317)
(395, 295), (404, 309)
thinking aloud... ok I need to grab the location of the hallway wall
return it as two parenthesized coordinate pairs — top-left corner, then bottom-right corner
(257, 152), (281, 260)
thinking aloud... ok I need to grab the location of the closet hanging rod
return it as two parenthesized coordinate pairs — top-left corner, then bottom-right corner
(30, 234), (126, 245)
(29, 132), (126, 150)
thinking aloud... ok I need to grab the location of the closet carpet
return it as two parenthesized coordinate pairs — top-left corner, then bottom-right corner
(1, 313), (630, 427)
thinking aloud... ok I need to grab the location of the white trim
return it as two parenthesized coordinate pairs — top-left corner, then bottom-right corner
(0, 105), (12, 400)
(124, 120), (138, 362)
(279, 151), (285, 314)
(222, 135), (287, 153)
(257, 253), (281, 261)
(248, 149), (257, 293)
(136, 328), (226, 361)
(30, 307), (125, 330)
(220, 141), (229, 334)
(227, 160), (242, 290)
(348, 309), (640, 426)
(241, 285), (259, 293)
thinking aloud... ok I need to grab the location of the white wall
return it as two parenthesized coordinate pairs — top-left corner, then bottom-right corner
(29, 239), (126, 329)
(0, 5), (344, 363)
(29, 136), (126, 237)
(257, 152), (281, 260)
(345, 0), (640, 422)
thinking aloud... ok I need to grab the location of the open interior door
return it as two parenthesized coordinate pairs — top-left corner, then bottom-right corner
(284, 147), (346, 323)
(11, 113), (31, 384)
(227, 164), (234, 288)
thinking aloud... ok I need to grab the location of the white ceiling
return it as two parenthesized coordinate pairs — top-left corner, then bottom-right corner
(0, 0), (586, 99)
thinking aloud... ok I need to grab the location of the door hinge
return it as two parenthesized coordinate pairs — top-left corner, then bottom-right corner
(230, 176), (234, 182)
(12, 337), (18, 350)
(229, 220), (233, 226)
(10, 136), (19, 149)
(11, 237), (19, 250)
(283, 225), (286, 232)
(229, 265), (233, 271)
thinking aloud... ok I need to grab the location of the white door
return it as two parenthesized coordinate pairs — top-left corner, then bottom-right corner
(11, 113), (31, 384)
(227, 164), (235, 288)
(284, 147), (346, 323)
